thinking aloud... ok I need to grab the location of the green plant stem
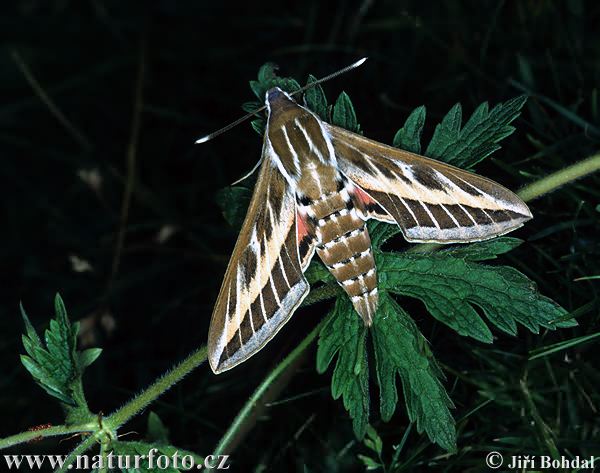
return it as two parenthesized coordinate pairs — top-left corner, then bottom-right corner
(106, 345), (208, 427)
(0, 423), (97, 450)
(56, 433), (104, 473)
(213, 316), (329, 457)
(517, 152), (600, 202)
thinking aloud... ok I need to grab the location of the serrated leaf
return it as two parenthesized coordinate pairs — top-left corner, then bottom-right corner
(425, 96), (527, 168)
(249, 62), (301, 115)
(372, 293), (456, 451)
(380, 252), (576, 343)
(317, 297), (369, 439)
(214, 186), (252, 229)
(332, 92), (361, 133)
(426, 103), (462, 159)
(393, 105), (426, 153)
(304, 74), (328, 120)
(20, 294), (96, 415)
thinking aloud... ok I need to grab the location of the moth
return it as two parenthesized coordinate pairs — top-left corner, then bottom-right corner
(204, 79), (531, 374)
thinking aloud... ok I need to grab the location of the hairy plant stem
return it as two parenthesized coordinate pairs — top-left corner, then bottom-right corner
(0, 423), (98, 450)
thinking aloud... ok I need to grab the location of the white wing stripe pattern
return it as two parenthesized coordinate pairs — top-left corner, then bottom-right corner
(325, 123), (532, 244)
(208, 152), (310, 373)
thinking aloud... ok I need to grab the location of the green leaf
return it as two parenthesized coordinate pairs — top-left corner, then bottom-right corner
(368, 220), (401, 252)
(147, 411), (170, 444)
(332, 92), (361, 133)
(79, 348), (102, 369)
(250, 118), (266, 136)
(304, 74), (328, 121)
(317, 297), (369, 439)
(20, 294), (97, 415)
(357, 454), (382, 470)
(111, 440), (205, 472)
(380, 252), (577, 343)
(393, 105), (426, 153)
(372, 293), (456, 451)
(249, 62), (300, 102)
(214, 186), (252, 229)
(304, 260), (335, 285)
(364, 425), (383, 455)
(425, 96), (527, 168)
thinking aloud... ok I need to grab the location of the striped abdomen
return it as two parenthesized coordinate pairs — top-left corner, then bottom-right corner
(300, 181), (378, 325)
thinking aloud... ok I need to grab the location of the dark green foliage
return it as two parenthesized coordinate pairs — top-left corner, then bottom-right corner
(20, 295), (99, 419)
(214, 186), (252, 229)
(393, 105), (426, 153)
(316, 297), (370, 439)
(304, 74), (328, 121)
(332, 92), (361, 133)
(425, 96), (527, 169)
(372, 294), (455, 451)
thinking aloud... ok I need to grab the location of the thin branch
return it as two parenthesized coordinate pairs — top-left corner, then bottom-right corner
(10, 49), (92, 152)
(107, 40), (147, 292)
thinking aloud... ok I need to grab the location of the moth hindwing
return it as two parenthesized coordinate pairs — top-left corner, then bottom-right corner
(208, 87), (531, 374)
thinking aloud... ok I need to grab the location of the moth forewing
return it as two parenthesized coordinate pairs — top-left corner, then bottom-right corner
(208, 86), (532, 374)
(325, 124), (532, 243)
(207, 142), (310, 374)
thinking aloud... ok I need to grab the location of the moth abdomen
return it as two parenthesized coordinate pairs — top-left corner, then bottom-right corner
(311, 188), (379, 325)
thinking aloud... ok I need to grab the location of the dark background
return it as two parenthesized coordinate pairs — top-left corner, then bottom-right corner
(2, 1), (599, 471)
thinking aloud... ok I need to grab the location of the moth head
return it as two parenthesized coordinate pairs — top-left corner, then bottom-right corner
(265, 87), (300, 112)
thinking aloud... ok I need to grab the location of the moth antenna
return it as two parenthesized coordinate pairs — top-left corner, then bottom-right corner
(195, 57), (368, 144)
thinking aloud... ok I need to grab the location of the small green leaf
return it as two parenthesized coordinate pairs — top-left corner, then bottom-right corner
(372, 293), (456, 451)
(111, 440), (204, 472)
(20, 294), (97, 415)
(425, 96), (527, 168)
(393, 105), (426, 153)
(241, 100), (262, 113)
(317, 297), (369, 439)
(357, 454), (382, 470)
(79, 348), (102, 369)
(364, 425), (383, 455)
(214, 186), (252, 229)
(332, 92), (361, 133)
(304, 74), (328, 121)
(250, 118), (266, 136)
(426, 103), (462, 159)
(147, 411), (170, 444)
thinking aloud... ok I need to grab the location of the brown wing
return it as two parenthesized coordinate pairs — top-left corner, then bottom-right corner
(208, 152), (311, 374)
(326, 124), (532, 243)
